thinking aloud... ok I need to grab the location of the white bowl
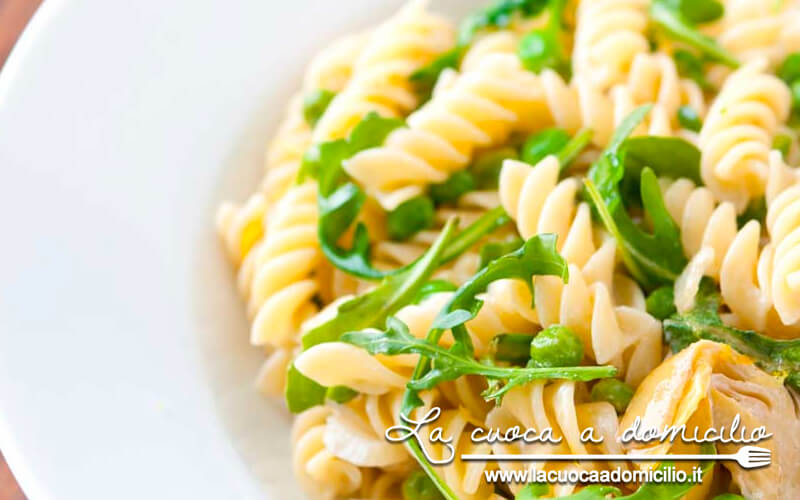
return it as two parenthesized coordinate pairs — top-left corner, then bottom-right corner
(0, 0), (479, 498)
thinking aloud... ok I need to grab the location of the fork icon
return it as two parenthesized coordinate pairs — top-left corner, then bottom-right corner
(722, 446), (772, 469)
(462, 445), (772, 468)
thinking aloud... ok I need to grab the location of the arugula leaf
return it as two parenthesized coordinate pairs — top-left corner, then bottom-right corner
(522, 128), (570, 165)
(439, 205), (512, 265)
(402, 470), (445, 500)
(490, 333), (534, 364)
(285, 364), (327, 413)
(585, 107), (689, 288)
(302, 218), (458, 350)
(660, 0), (724, 24)
(470, 147), (519, 189)
(519, 127), (597, 189)
(312, 113), (511, 279)
(478, 237), (524, 270)
(557, 128), (594, 169)
(342, 317), (616, 401)
(619, 135), (702, 185)
(400, 233), (573, 414)
(517, 0), (569, 77)
(429, 170), (475, 205)
(325, 385), (359, 404)
(650, 1), (738, 68)
(514, 456), (714, 499)
(777, 52), (800, 85)
(409, 48), (462, 100)
(413, 279), (458, 304)
(314, 112), (405, 279)
(673, 49), (714, 91)
(457, 0), (550, 46)
(387, 196), (435, 241)
(285, 219), (458, 413)
(664, 278), (800, 391)
(587, 105), (653, 213)
(303, 89), (336, 126)
(587, 168), (686, 288)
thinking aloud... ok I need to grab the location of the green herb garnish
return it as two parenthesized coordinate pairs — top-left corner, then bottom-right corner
(490, 333), (535, 364)
(402, 470), (445, 500)
(478, 237), (525, 270)
(344, 317), (614, 400)
(585, 106), (690, 289)
(664, 278), (800, 391)
(650, 0), (738, 68)
(302, 88), (337, 126)
(388, 196), (435, 241)
(673, 49), (714, 91)
(517, 0), (569, 77)
(429, 170), (476, 205)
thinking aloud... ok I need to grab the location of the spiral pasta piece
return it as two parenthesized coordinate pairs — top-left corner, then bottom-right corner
(217, 32), (368, 265)
(499, 157), (661, 385)
(418, 408), (494, 500)
(292, 406), (364, 499)
(698, 58), (792, 212)
(766, 179), (800, 326)
(572, 0), (650, 91)
(344, 53), (549, 209)
(312, 0), (455, 143)
(242, 1), (455, 362)
(348, 48), (710, 211)
(704, 0), (800, 70)
(485, 380), (628, 497)
(666, 152), (800, 335)
(242, 182), (322, 347)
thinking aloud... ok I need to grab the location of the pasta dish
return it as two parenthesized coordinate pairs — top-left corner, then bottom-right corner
(215, 0), (800, 498)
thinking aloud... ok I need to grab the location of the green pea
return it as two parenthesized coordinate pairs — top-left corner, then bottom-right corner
(773, 133), (792, 158)
(529, 325), (584, 368)
(402, 471), (444, 500)
(469, 147), (518, 189)
(413, 279), (458, 304)
(522, 128), (570, 166)
(490, 333), (534, 364)
(302, 89), (336, 126)
(591, 379), (635, 414)
(677, 105), (702, 132)
(387, 196), (435, 241)
(778, 52), (800, 85)
(429, 171), (475, 204)
(326, 385), (358, 404)
(646, 286), (677, 320)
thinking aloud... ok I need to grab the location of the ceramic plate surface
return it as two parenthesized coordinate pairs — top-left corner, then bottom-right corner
(0, 1), (477, 498)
